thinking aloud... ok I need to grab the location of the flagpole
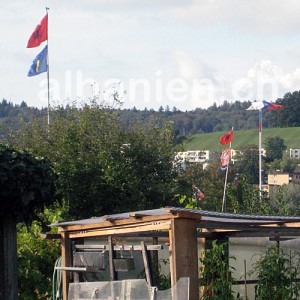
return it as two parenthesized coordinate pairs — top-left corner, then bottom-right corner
(259, 109), (262, 196)
(46, 7), (50, 127)
(221, 159), (229, 212)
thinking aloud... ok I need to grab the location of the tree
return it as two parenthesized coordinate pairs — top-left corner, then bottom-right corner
(10, 103), (178, 220)
(227, 175), (270, 215)
(264, 136), (286, 163)
(235, 145), (261, 184)
(0, 144), (57, 300)
(268, 91), (300, 127)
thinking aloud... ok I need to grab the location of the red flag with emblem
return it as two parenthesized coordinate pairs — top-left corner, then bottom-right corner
(27, 14), (48, 48)
(220, 130), (233, 145)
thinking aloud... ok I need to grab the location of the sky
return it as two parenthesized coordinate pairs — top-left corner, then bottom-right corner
(2, 0), (300, 111)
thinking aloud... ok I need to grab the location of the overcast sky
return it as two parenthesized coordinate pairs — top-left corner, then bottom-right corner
(2, 0), (300, 111)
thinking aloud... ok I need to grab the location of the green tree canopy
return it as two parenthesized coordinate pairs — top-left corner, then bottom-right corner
(0, 144), (57, 223)
(0, 144), (57, 300)
(264, 136), (287, 163)
(10, 103), (178, 220)
(235, 145), (261, 184)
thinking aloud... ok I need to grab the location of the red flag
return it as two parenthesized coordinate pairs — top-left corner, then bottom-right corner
(27, 14), (48, 48)
(220, 148), (231, 167)
(192, 184), (205, 201)
(220, 130), (233, 145)
(267, 103), (283, 110)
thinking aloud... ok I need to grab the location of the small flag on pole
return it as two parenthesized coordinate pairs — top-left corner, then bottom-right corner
(27, 14), (48, 48)
(220, 148), (231, 167)
(192, 184), (205, 201)
(220, 130), (233, 145)
(27, 45), (48, 76)
(246, 100), (282, 111)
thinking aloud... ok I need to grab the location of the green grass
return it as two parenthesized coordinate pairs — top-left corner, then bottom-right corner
(184, 127), (300, 152)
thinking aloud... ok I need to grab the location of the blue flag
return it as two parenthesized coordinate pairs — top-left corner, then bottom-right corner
(27, 45), (48, 76)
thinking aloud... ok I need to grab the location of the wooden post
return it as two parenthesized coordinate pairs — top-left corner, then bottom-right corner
(169, 218), (198, 300)
(0, 214), (18, 300)
(108, 236), (116, 281)
(61, 232), (72, 300)
(141, 241), (153, 287)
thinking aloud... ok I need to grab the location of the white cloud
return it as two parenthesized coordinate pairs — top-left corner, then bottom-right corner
(232, 60), (300, 101)
(168, 0), (300, 35)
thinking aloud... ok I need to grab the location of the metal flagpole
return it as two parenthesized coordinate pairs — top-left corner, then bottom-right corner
(46, 7), (50, 127)
(258, 109), (262, 196)
(221, 158), (229, 212)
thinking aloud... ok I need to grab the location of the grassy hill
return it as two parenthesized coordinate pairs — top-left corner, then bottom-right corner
(184, 127), (300, 152)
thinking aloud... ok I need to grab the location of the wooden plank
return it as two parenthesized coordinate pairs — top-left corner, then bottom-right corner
(165, 208), (202, 220)
(129, 213), (150, 218)
(69, 221), (171, 239)
(141, 241), (152, 286)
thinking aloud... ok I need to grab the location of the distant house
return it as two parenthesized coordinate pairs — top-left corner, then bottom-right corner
(290, 167), (300, 184)
(290, 149), (300, 159)
(267, 165), (300, 187)
(268, 172), (291, 186)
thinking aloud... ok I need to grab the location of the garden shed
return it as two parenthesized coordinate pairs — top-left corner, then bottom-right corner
(52, 207), (300, 299)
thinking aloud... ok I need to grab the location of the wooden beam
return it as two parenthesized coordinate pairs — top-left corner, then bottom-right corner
(108, 236), (116, 281)
(57, 214), (174, 232)
(68, 221), (171, 239)
(141, 241), (152, 286)
(169, 218), (199, 300)
(61, 232), (72, 300)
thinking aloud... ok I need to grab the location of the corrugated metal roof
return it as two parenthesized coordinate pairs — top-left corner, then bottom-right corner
(52, 207), (300, 227)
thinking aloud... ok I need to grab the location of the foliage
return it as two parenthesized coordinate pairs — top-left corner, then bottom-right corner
(17, 220), (61, 299)
(176, 161), (237, 212)
(199, 240), (236, 299)
(227, 175), (270, 215)
(1, 93), (297, 141)
(0, 144), (58, 223)
(280, 157), (298, 173)
(264, 136), (286, 163)
(271, 91), (300, 128)
(0, 144), (58, 299)
(9, 102), (178, 220)
(235, 145), (261, 185)
(250, 245), (300, 300)
(268, 184), (300, 216)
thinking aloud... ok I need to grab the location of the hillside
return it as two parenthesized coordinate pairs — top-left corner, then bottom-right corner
(184, 127), (300, 152)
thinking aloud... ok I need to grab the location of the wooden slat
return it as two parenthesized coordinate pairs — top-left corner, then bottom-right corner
(73, 244), (163, 251)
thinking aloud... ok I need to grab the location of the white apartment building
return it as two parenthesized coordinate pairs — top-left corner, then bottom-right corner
(290, 149), (300, 159)
(176, 150), (210, 163)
